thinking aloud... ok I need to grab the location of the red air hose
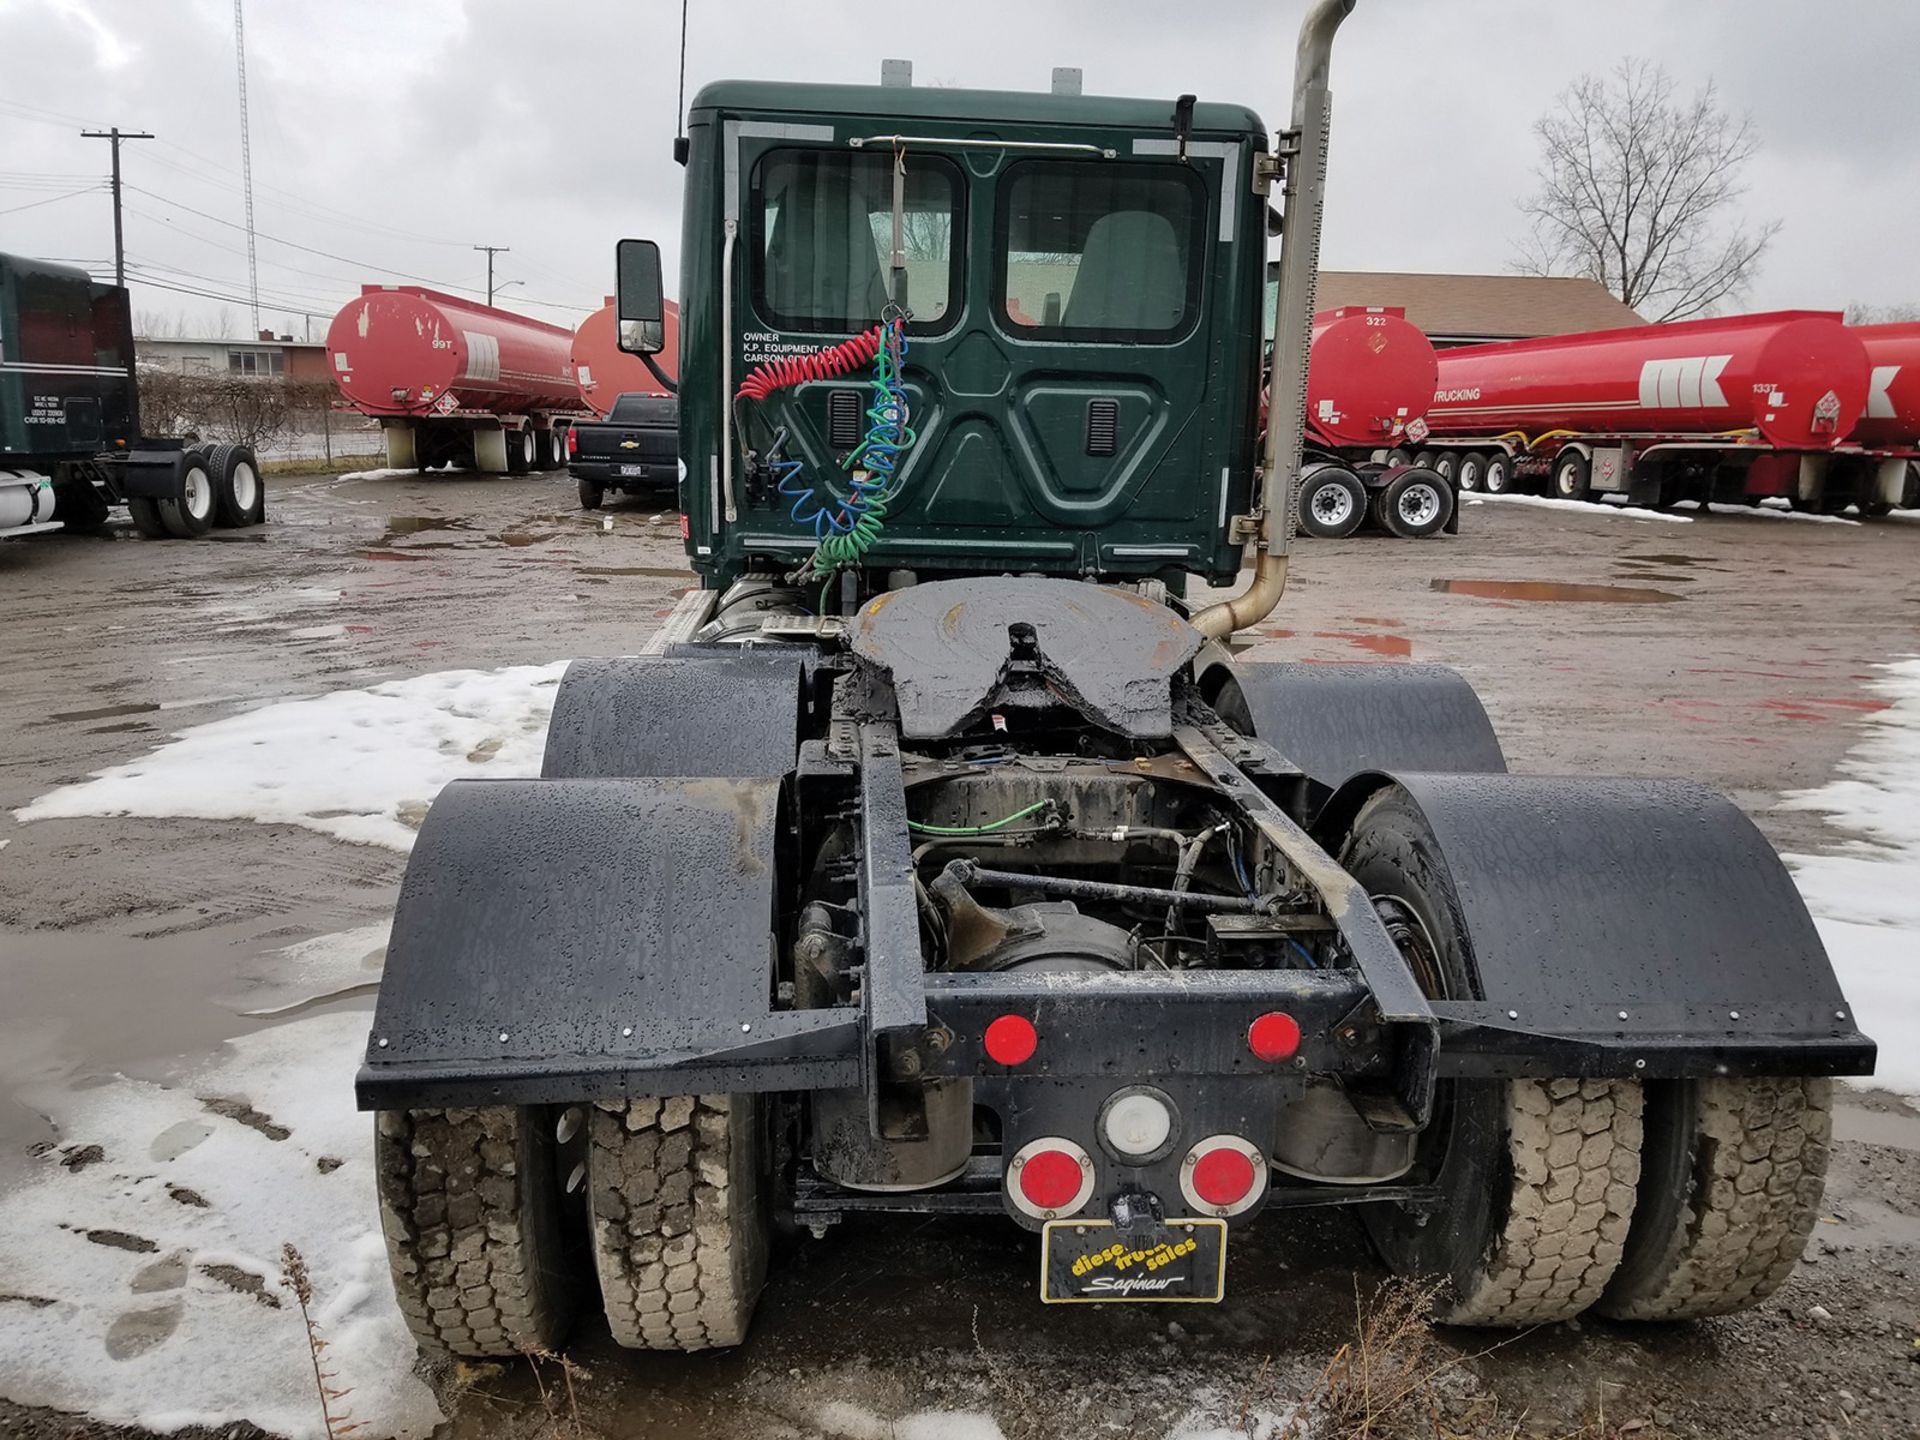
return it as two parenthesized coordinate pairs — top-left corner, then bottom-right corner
(735, 325), (884, 401)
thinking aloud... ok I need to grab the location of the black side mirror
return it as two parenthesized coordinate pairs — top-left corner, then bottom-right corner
(616, 238), (665, 355)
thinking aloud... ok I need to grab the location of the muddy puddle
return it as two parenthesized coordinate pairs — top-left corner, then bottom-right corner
(1431, 578), (1683, 604)
(0, 914), (385, 1159)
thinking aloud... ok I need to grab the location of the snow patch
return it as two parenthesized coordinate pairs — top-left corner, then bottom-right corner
(1671, 499), (1861, 526)
(1780, 657), (1920, 1095)
(218, 922), (391, 1017)
(15, 661), (570, 851)
(814, 1401), (1007, 1440)
(1465, 492), (1692, 523)
(0, 1013), (442, 1438)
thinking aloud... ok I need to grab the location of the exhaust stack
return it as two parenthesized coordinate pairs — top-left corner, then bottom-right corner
(1193, 0), (1355, 639)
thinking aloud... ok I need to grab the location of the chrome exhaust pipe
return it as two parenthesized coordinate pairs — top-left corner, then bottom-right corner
(1193, 0), (1355, 639)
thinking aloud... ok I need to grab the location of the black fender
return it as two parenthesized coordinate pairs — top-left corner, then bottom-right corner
(116, 446), (193, 500)
(1317, 771), (1875, 1078)
(1205, 660), (1506, 789)
(357, 776), (859, 1109)
(542, 653), (802, 778)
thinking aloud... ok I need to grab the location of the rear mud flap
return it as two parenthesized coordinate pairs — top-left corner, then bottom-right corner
(1214, 661), (1506, 789)
(1322, 771), (1875, 1078)
(357, 776), (858, 1109)
(543, 654), (802, 778)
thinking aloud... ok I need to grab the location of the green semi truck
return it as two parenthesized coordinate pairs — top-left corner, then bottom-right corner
(359, 0), (1869, 1356)
(1, 252), (263, 541)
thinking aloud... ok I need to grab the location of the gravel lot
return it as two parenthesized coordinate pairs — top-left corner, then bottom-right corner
(0, 473), (1915, 1439)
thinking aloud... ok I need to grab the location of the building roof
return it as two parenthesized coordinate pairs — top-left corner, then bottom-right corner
(137, 336), (323, 349)
(1316, 271), (1643, 342)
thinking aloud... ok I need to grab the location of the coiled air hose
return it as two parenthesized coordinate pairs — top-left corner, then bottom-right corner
(732, 318), (914, 584)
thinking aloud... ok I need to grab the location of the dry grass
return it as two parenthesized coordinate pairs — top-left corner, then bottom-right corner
(1235, 1277), (1668, 1440)
(281, 1242), (366, 1438)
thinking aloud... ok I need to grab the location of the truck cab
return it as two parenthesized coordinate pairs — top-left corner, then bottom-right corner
(666, 78), (1270, 601)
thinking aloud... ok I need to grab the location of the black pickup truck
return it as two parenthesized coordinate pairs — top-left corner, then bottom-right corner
(568, 392), (677, 509)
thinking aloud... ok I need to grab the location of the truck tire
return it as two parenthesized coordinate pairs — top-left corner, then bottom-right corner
(1411, 449), (1436, 470)
(1430, 451), (1459, 486)
(158, 455), (217, 538)
(1481, 452), (1514, 494)
(206, 444), (266, 528)
(126, 496), (170, 538)
(578, 477), (605, 511)
(587, 1095), (769, 1351)
(1384, 447), (1414, 468)
(505, 426), (536, 476)
(1597, 1077), (1831, 1321)
(1552, 452), (1593, 503)
(1374, 469), (1453, 539)
(1342, 785), (1643, 1326)
(373, 1105), (578, 1357)
(545, 429), (568, 470)
(1456, 451), (1486, 493)
(1297, 467), (1367, 539)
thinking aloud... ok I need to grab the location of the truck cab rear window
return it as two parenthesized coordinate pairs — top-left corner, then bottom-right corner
(996, 161), (1203, 343)
(752, 149), (960, 334)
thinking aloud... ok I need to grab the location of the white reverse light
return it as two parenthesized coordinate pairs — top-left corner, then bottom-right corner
(1100, 1088), (1175, 1161)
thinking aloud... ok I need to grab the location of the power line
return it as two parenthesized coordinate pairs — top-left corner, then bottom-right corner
(0, 186), (104, 217)
(125, 183), (591, 312)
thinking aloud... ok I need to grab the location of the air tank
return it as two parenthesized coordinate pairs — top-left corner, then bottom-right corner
(1305, 306), (1437, 448)
(1851, 323), (1920, 450)
(326, 286), (579, 417)
(570, 298), (681, 416)
(1426, 312), (1871, 450)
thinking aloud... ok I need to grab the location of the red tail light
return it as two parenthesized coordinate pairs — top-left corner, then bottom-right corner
(1007, 1136), (1094, 1220)
(1247, 1011), (1301, 1063)
(1180, 1135), (1267, 1217)
(565, 426), (578, 456)
(984, 1014), (1038, 1066)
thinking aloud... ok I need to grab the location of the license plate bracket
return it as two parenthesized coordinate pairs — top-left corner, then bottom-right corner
(1040, 1219), (1227, 1303)
(617, 464), (649, 477)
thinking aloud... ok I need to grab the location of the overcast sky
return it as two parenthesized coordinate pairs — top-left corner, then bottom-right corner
(2, 0), (1913, 340)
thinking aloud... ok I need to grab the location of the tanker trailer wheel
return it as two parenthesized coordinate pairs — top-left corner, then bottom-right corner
(373, 1105), (580, 1357)
(206, 444), (266, 528)
(587, 1094), (770, 1351)
(1341, 784), (1643, 1326)
(1596, 1077), (1832, 1321)
(157, 454), (217, 538)
(1456, 451), (1486, 493)
(1552, 452), (1593, 503)
(1480, 452), (1514, 495)
(1374, 470), (1453, 539)
(1430, 451), (1459, 487)
(1411, 449), (1436, 470)
(1298, 466), (1367, 539)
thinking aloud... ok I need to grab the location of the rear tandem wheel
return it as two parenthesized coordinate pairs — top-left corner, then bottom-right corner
(587, 1094), (770, 1350)
(373, 1105), (579, 1356)
(1341, 784), (1644, 1326)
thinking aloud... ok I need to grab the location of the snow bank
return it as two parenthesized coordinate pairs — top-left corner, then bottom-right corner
(0, 1013), (441, 1438)
(1780, 657), (1920, 1095)
(16, 662), (569, 851)
(1465, 493), (1692, 523)
(815, 1400), (1008, 1440)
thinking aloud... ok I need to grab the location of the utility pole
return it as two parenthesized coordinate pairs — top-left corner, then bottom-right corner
(233, 0), (260, 333)
(80, 126), (154, 288)
(474, 244), (510, 306)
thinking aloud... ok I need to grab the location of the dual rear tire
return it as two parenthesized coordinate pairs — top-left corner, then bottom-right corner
(1343, 784), (1831, 1326)
(375, 1094), (769, 1357)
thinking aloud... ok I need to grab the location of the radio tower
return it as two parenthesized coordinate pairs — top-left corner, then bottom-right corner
(233, 0), (260, 332)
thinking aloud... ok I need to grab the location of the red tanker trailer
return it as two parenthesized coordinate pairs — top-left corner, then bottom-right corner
(327, 286), (585, 474)
(1822, 323), (1920, 514)
(1292, 305), (1453, 539)
(1417, 311), (1871, 508)
(570, 297), (680, 416)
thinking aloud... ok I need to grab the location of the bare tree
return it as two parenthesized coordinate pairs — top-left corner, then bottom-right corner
(1846, 301), (1920, 325)
(1515, 59), (1781, 322)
